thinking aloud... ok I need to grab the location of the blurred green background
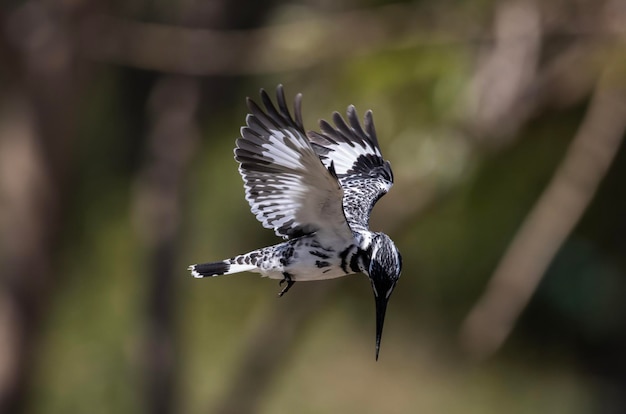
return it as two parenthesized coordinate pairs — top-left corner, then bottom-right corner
(1, 0), (626, 413)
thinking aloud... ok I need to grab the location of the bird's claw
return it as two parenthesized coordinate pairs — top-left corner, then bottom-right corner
(278, 273), (295, 297)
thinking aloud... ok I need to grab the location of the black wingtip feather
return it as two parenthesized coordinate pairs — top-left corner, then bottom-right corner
(294, 93), (304, 129)
(331, 112), (357, 146)
(246, 112), (273, 136)
(274, 85), (289, 116)
(364, 110), (379, 147)
(346, 106), (365, 136)
(319, 119), (335, 135)
(308, 131), (337, 147)
(260, 88), (283, 123)
(327, 160), (338, 179)
(245, 86), (305, 134)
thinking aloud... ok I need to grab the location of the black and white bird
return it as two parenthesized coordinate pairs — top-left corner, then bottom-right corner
(189, 85), (402, 360)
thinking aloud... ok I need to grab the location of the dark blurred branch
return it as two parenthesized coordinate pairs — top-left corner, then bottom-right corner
(377, 0), (613, 230)
(133, 1), (278, 413)
(76, 3), (618, 76)
(464, 1), (541, 145)
(460, 0), (622, 149)
(460, 62), (626, 360)
(77, 3), (429, 75)
(0, 0), (84, 411)
(133, 76), (199, 414)
(0, 99), (56, 414)
(457, 0), (626, 359)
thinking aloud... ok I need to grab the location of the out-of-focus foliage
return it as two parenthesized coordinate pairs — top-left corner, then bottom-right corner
(1, 0), (625, 413)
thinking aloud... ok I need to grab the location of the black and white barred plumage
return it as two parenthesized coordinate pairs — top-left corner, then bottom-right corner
(189, 85), (402, 360)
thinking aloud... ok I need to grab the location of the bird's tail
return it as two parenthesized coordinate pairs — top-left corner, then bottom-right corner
(188, 254), (257, 278)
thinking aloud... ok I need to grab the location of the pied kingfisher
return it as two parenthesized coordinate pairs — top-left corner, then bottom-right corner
(189, 85), (402, 360)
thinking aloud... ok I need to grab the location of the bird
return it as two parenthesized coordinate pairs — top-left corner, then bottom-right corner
(188, 85), (402, 360)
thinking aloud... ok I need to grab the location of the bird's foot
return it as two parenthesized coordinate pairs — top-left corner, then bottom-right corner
(278, 273), (295, 297)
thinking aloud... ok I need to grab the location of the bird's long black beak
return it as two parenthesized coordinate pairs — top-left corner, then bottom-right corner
(374, 293), (388, 361)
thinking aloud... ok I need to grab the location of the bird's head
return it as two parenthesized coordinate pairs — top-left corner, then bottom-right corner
(367, 232), (402, 360)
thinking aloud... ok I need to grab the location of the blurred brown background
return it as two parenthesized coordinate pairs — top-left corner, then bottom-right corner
(1, 0), (626, 413)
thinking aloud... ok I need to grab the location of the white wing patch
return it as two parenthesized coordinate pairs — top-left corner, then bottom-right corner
(258, 128), (305, 169)
(235, 86), (351, 240)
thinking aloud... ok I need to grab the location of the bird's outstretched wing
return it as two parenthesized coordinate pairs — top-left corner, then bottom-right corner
(308, 107), (394, 232)
(235, 85), (351, 240)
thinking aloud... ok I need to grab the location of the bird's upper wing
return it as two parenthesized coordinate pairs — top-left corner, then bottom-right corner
(235, 85), (351, 240)
(308, 106), (394, 232)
